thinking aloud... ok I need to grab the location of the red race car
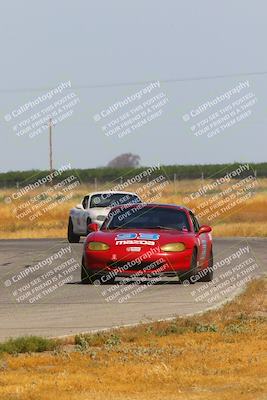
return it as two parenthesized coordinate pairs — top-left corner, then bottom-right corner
(81, 203), (213, 285)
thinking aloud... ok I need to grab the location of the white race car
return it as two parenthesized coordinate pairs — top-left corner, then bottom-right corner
(67, 191), (141, 242)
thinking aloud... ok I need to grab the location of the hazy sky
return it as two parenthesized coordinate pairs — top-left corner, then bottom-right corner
(1, 0), (267, 172)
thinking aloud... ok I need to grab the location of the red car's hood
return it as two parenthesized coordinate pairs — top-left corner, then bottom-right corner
(86, 228), (195, 248)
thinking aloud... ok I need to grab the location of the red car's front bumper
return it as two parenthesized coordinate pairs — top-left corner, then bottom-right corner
(84, 248), (193, 277)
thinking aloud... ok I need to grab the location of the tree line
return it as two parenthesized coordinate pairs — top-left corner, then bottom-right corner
(0, 163), (265, 188)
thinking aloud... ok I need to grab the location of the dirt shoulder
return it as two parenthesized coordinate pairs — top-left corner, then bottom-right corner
(0, 278), (266, 400)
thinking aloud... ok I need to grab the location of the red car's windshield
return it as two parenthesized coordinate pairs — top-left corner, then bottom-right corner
(104, 206), (190, 231)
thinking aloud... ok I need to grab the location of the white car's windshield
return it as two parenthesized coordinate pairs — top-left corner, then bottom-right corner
(90, 193), (140, 208)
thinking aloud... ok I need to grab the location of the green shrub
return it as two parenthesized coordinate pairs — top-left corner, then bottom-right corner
(0, 336), (59, 354)
(195, 324), (218, 333)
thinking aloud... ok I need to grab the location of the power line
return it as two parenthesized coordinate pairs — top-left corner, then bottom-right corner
(0, 70), (267, 93)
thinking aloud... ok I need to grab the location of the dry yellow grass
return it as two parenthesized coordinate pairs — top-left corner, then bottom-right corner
(0, 278), (266, 400)
(0, 178), (267, 239)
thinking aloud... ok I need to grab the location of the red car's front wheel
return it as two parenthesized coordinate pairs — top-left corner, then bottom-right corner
(198, 250), (214, 282)
(81, 258), (116, 285)
(179, 248), (197, 284)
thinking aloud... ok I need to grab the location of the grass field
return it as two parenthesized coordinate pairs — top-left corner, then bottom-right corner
(0, 278), (266, 400)
(0, 177), (267, 239)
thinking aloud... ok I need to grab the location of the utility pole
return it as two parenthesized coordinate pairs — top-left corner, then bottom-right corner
(49, 118), (53, 172)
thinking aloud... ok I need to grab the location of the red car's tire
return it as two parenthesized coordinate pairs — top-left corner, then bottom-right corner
(198, 249), (214, 282)
(81, 264), (92, 284)
(179, 248), (197, 284)
(81, 259), (116, 285)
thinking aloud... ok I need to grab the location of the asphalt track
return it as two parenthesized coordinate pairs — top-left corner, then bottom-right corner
(0, 238), (266, 340)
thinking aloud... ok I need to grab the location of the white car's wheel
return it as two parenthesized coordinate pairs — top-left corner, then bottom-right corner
(67, 218), (80, 243)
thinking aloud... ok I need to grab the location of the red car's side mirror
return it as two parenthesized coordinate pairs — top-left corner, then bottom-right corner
(88, 223), (99, 232)
(198, 225), (212, 235)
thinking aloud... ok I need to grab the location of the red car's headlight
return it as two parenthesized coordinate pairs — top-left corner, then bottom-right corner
(87, 242), (110, 251)
(160, 243), (186, 252)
